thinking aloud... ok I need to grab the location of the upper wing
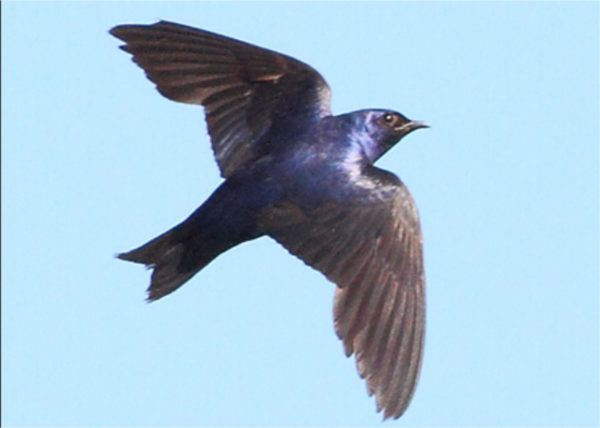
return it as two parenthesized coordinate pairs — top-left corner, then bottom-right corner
(110, 21), (332, 177)
(261, 169), (425, 420)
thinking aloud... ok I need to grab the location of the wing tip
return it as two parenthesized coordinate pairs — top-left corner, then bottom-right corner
(109, 24), (141, 41)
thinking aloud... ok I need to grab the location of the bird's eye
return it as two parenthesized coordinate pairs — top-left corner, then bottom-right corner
(383, 113), (395, 124)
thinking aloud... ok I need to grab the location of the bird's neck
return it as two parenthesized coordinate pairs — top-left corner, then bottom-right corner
(331, 112), (387, 165)
(346, 129), (380, 165)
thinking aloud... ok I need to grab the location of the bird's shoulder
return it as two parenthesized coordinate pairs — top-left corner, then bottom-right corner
(274, 157), (409, 213)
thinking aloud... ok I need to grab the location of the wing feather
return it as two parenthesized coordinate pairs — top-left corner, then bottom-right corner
(262, 169), (425, 419)
(111, 21), (331, 177)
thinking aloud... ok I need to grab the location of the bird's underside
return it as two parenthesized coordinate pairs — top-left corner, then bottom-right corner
(111, 20), (426, 420)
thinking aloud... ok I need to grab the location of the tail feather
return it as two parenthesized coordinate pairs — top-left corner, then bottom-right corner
(118, 229), (201, 302)
(118, 185), (261, 301)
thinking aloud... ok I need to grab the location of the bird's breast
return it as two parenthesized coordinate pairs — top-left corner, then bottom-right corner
(268, 154), (367, 211)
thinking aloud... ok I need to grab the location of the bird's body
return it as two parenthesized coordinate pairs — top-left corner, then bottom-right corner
(111, 21), (428, 419)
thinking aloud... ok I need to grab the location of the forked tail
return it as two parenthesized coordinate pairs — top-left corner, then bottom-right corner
(118, 219), (234, 302)
(118, 227), (199, 301)
(118, 178), (269, 301)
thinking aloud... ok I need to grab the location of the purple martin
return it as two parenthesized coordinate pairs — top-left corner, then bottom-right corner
(111, 21), (428, 420)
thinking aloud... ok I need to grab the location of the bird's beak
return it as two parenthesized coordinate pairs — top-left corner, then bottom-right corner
(408, 120), (429, 131)
(394, 120), (429, 135)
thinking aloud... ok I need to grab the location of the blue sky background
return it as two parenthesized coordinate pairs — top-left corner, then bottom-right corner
(3, 2), (598, 427)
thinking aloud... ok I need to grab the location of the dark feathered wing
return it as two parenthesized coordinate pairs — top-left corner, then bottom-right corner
(110, 21), (331, 177)
(262, 169), (425, 419)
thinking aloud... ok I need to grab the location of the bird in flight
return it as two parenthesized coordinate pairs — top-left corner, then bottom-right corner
(111, 21), (428, 420)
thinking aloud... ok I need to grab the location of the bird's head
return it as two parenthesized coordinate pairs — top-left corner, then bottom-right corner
(350, 110), (428, 163)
